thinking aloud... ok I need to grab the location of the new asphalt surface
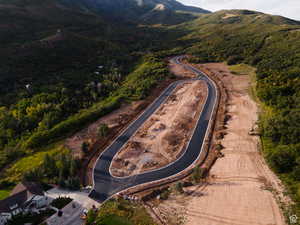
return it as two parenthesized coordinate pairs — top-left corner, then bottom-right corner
(89, 56), (217, 202)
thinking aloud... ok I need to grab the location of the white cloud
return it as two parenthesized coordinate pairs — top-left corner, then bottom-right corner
(178, 0), (300, 21)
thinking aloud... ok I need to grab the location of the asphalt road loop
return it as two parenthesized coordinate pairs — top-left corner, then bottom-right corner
(90, 56), (218, 203)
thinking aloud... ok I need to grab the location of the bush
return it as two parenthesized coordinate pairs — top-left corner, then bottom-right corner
(192, 166), (205, 183)
(51, 196), (73, 209)
(98, 124), (109, 137)
(227, 56), (243, 65)
(174, 182), (184, 194)
(269, 145), (296, 173)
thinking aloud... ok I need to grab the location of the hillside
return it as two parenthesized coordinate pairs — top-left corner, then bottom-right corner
(0, 0), (191, 195)
(60, 0), (210, 24)
(178, 9), (300, 218)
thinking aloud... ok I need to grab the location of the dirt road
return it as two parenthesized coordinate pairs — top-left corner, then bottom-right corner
(157, 63), (287, 225)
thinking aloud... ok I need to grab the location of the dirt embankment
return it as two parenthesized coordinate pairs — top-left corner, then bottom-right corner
(153, 63), (287, 225)
(110, 80), (208, 177)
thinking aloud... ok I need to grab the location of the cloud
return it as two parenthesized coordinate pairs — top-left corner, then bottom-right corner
(178, 0), (300, 20)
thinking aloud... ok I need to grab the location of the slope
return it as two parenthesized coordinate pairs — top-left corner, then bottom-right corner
(59, 0), (210, 24)
(177, 9), (300, 220)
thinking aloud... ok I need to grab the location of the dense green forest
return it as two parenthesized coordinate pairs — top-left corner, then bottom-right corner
(179, 9), (300, 217)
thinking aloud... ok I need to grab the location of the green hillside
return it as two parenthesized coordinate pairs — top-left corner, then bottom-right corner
(0, 0), (187, 191)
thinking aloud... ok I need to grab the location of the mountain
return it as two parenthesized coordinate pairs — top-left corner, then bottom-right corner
(59, 0), (210, 24)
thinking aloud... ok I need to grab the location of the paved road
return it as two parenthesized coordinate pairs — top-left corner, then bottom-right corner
(89, 56), (218, 202)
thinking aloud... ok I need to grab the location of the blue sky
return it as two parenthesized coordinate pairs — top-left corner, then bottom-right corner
(178, 0), (300, 20)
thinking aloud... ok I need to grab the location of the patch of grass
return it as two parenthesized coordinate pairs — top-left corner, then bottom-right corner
(87, 199), (157, 225)
(0, 188), (11, 200)
(101, 215), (131, 225)
(228, 63), (256, 76)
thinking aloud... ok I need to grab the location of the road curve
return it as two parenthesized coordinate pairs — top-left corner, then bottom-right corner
(89, 56), (218, 202)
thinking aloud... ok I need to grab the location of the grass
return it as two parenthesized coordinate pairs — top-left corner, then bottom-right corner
(88, 199), (157, 225)
(1, 142), (68, 184)
(0, 188), (11, 200)
(101, 215), (131, 225)
(228, 63), (256, 76)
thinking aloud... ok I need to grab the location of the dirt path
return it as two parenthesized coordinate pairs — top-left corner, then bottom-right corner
(110, 80), (208, 177)
(156, 63), (287, 225)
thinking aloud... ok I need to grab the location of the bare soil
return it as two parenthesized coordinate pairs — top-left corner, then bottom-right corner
(110, 80), (208, 177)
(168, 59), (196, 78)
(154, 63), (287, 225)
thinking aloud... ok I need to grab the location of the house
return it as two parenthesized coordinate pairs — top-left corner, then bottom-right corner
(0, 182), (47, 225)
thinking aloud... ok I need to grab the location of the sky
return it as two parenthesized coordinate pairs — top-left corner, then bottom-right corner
(178, 0), (300, 21)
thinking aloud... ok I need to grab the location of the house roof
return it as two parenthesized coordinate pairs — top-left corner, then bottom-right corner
(11, 181), (44, 197)
(0, 182), (44, 213)
(0, 191), (28, 213)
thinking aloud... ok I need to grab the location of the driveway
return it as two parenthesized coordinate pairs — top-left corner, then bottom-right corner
(45, 188), (100, 225)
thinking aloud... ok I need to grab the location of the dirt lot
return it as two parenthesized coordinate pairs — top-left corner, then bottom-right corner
(110, 80), (208, 177)
(154, 63), (287, 225)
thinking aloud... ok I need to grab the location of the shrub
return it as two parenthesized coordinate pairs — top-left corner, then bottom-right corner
(51, 196), (73, 209)
(227, 56), (243, 65)
(98, 124), (109, 137)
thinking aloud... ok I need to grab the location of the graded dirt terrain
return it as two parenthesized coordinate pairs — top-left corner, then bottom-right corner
(155, 63), (287, 225)
(110, 80), (208, 177)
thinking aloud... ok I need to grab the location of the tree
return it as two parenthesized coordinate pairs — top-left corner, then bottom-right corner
(67, 177), (80, 190)
(43, 154), (58, 177)
(174, 182), (184, 194)
(23, 169), (42, 182)
(98, 124), (109, 137)
(269, 145), (296, 173)
(58, 170), (66, 188)
(60, 154), (70, 178)
(227, 56), (243, 65)
(81, 142), (89, 155)
(70, 159), (78, 177)
(192, 166), (205, 184)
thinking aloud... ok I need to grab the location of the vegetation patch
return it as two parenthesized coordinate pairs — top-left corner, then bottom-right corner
(0, 188), (11, 200)
(51, 196), (73, 209)
(86, 199), (157, 225)
(229, 64), (256, 76)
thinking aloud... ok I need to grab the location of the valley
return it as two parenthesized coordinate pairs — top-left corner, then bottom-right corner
(0, 0), (300, 225)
